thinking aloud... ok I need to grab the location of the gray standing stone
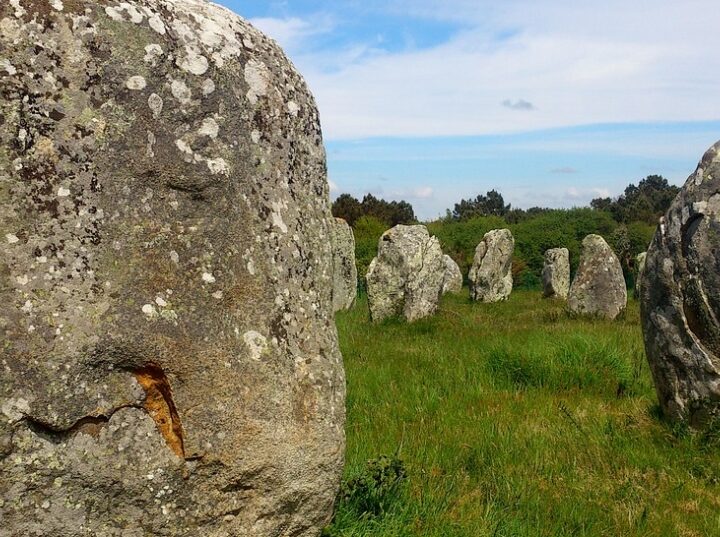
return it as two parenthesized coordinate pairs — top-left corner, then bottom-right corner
(640, 141), (720, 424)
(0, 2), (345, 535)
(366, 225), (444, 322)
(634, 251), (647, 297)
(468, 229), (514, 302)
(331, 218), (357, 312)
(568, 235), (627, 319)
(442, 255), (463, 294)
(542, 248), (570, 299)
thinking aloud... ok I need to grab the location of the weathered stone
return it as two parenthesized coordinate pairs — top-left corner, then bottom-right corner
(468, 229), (514, 302)
(634, 251), (646, 297)
(542, 247), (570, 299)
(331, 217), (357, 312)
(441, 254), (463, 294)
(568, 235), (627, 319)
(0, 2), (345, 535)
(640, 141), (720, 424)
(366, 225), (444, 322)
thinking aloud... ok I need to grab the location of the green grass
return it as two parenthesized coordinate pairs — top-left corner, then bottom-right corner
(324, 290), (720, 537)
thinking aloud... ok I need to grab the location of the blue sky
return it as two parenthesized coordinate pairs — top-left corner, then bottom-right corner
(221, 0), (720, 220)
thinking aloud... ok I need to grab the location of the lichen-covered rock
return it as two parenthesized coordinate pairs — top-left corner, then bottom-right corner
(468, 229), (514, 302)
(331, 217), (357, 312)
(442, 254), (463, 294)
(634, 251), (646, 297)
(366, 225), (444, 322)
(542, 247), (570, 299)
(0, 2), (345, 535)
(640, 141), (720, 424)
(568, 235), (627, 319)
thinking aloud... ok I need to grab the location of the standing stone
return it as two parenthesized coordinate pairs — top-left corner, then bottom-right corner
(0, 2), (345, 536)
(442, 254), (463, 294)
(331, 218), (357, 312)
(634, 251), (647, 297)
(542, 248), (570, 299)
(640, 141), (720, 424)
(366, 225), (444, 322)
(468, 229), (514, 302)
(568, 235), (627, 319)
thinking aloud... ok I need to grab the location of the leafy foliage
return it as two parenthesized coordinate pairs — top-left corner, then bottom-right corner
(332, 193), (416, 227)
(590, 175), (680, 225)
(352, 215), (387, 290)
(451, 189), (510, 220)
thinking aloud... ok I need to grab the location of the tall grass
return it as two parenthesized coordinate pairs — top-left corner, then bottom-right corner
(325, 291), (720, 537)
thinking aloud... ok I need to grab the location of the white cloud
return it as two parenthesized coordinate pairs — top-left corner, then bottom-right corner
(249, 15), (335, 50)
(267, 0), (720, 140)
(391, 186), (434, 199)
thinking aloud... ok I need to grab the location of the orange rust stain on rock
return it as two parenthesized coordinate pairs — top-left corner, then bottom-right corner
(135, 365), (185, 459)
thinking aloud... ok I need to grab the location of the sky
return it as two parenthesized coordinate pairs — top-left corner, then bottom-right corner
(220, 0), (720, 220)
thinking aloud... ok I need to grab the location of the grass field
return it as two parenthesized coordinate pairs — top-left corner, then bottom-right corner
(323, 290), (720, 537)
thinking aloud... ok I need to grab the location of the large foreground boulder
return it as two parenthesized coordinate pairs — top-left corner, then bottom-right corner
(468, 229), (514, 302)
(331, 218), (357, 312)
(0, 2), (345, 535)
(641, 141), (720, 424)
(442, 255), (463, 294)
(568, 235), (627, 319)
(542, 247), (570, 299)
(366, 225), (444, 322)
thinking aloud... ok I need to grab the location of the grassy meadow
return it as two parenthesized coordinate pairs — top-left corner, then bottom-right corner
(324, 291), (720, 537)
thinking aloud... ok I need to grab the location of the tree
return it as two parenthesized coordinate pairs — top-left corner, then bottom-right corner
(590, 175), (680, 225)
(452, 189), (511, 220)
(331, 193), (416, 227)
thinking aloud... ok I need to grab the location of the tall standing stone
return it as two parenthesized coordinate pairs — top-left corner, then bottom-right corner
(468, 229), (514, 302)
(366, 225), (444, 322)
(542, 248), (570, 299)
(442, 254), (463, 294)
(568, 235), (627, 319)
(634, 251), (647, 297)
(0, 2), (345, 535)
(641, 141), (720, 424)
(331, 218), (357, 312)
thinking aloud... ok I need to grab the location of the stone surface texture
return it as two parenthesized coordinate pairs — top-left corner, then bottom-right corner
(441, 254), (463, 294)
(468, 229), (514, 302)
(0, 1), (345, 535)
(568, 234), (627, 319)
(640, 141), (720, 424)
(366, 225), (444, 322)
(635, 251), (647, 297)
(331, 218), (357, 312)
(542, 247), (570, 299)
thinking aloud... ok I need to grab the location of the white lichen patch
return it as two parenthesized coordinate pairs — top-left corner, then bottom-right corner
(1, 59), (17, 75)
(170, 250), (179, 263)
(5, 233), (19, 244)
(198, 118), (219, 139)
(50, 0), (64, 11)
(144, 44), (164, 65)
(141, 303), (158, 318)
(202, 79), (215, 96)
(147, 12), (166, 35)
(126, 76), (147, 91)
(105, 3), (144, 24)
(201, 272), (216, 284)
(244, 60), (269, 105)
(287, 101), (300, 116)
(170, 79), (192, 104)
(178, 48), (209, 76)
(1, 397), (31, 421)
(250, 130), (260, 144)
(206, 157), (229, 175)
(243, 331), (268, 361)
(57, 187), (71, 197)
(270, 201), (288, 233)
(9, 0), (26, 18)
(148, 93), (163, 118)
